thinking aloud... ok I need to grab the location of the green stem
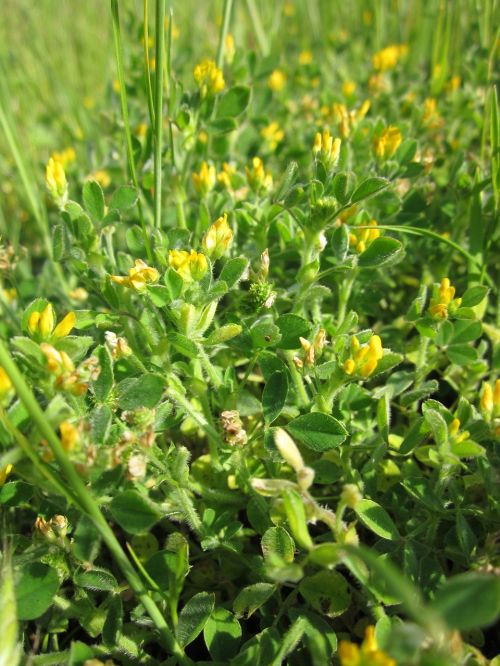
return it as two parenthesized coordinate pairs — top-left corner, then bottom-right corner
(196, 343), (222, 388)
(154, 0), (166, 230)
(110, 0), (154, 264)
(143, 0), (155, 128)
(337, 271), (355, 328)
(216, 0), (234, 70)
(166, 385), (220, 443)
(245, 0), (269, 56)
(284, 351), (309, 407)
(0, 339), (186, 662)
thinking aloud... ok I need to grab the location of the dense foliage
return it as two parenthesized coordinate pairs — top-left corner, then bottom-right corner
(0, 1), (499, 665)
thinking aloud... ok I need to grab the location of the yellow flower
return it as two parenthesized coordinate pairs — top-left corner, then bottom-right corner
(111, 259), (159, 291)
(299, 50), (313, 65)
(192, 161), (216, 197)
(480, 382), (493, 414)
(372, 44), (408, 71)
(349, 219), (380, 254)
(429, 277), (462, 319)
(313, 129), (341, 167)
(261, 121), (284, 151)
(168, 250), (208, 282)
(225, 34), (235, 64)
(343, 334), (384, 378)
(164, 16), (179, 39)
(0, 366), (13, 397)
(217, 162), (236, 189)
(135, 123), (148, 138)
(69, 288), (88, 302)
(202, 213), (233, 260)
(246, 157), (273, 192)
(339, 625), (396, 666)
(28, 304), (76, 340)
(373, 126), (402, 159)
(51, 147), (76, 168)
(45, 157), (68, 204)
(268, 69), (286, 92)
(59, 421), (79, 452)
(0, 463), (13, 486)
(88, 170), (111, 188)
(193, 58), (225, 97)
(40, 343), (74, 374)
(422, 98), (442, 128)
(342, 80), (357, 97)
(2, 288), (17, 303)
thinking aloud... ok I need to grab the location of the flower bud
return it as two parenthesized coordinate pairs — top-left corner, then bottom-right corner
(341, 484), (362, 509)
(50, 515), (69, 537)
(274, 428), (304, 473)
(205, 324), (242, 346)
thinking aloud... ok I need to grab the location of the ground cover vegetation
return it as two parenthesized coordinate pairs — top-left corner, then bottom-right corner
(0, 1), (499, 664)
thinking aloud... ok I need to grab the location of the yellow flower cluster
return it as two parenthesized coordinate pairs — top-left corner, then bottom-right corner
(349, 219), (380, 254)
(313, 129), (341, 167)
(0, 463), (13, 485)
(332, 100), (370, 138)
(217, 162), (236, 189)
(28, 304), (76, 340)
(45, 157), (68, 204)
(168, 250), (208, 282)
(343, 334), (384, 378)
(299, 50), (313, 65)
(50, 147), (76, 168)
(192, 161), (216, 197)
(60, 420), (80, 452)
(261, 121), (284, 151)
(422, 98), (443, 129)
(246, 157), (273, 192)
(339, 625), (396, 666)
(40, 343), (87, 395)
(0, 366), (13, 397)
(202, 213), (233, 260)
(372, 44), (408, 71)
(373, 126), (402, 159)
(268, 69), (286, 92)
(429, 278), (462, 319)
(294, 329), (327, 368)
(111, 259), (159, 291)
(88, 170), (111, 188)
(193, 58), (225, 97)
(480, 380), (500, 417)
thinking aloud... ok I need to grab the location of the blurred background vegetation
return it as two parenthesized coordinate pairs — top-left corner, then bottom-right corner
(0, 0), (497, 243)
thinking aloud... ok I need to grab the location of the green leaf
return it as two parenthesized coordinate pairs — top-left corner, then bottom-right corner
(261, 526), (295, 563)
(299, 571), (351, 618)
(423, 407), (448, 447)
(15, 562), (59, 620)
(204, 608), (242, 661)
(358, 237), (403, 268)
(83, 179), (105, 220)
(395, 139), (418, 165)
(233, 583), (276, 619)
(74, 568), (118, 592)
(289, 608), (337, 666)
(102, 595), (123, 647)
(461, 285), (489, 307)
(450, 319), (482, 344)
(116, 374), (164, 409)
(147, 284), (172, 307)
(92, 345), (113, 402)
(354, 499), (400, 540)
(216, 85), (251, 118)
(350, 177), (388, 204)
(109, 186), (138, 211)
(446, 344), (477, 365)
(0, 481), (33, 506)
(163, 267), (184, 300)
(219, 257), (249, 288)
(91, 405), (112, 444)
(450, 439), (485, 458)
(52, 224), (71, 260)
(333, 171), (354, 205)
(209, 117), (238, 134)
(286, 413), (348, 451)
(431, 573), (500, 630)
(263, 371), (288, 424)
(176, 591), (215, 648)
(276, 314), (311, 349)
(168, 332), (199, 358)
(109, 490), (161, 535)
